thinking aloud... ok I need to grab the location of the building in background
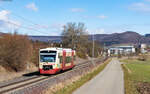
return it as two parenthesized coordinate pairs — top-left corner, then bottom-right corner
(140, 44), (147, 53)
(107, 44), (136, 56)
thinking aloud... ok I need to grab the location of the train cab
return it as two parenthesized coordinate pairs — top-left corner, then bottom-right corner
(39, 47), (75, 74)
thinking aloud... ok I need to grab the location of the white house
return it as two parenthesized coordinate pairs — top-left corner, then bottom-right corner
(107, 44), (136, 56)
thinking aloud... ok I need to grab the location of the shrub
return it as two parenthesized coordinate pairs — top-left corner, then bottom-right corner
(0, 33), (32, 72)
(138, 54), (147, 61)
(76, 50), (87, 59)
(118, 53), (122, 58)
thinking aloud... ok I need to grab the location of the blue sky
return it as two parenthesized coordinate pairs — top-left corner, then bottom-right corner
(0, 0), (150, 36)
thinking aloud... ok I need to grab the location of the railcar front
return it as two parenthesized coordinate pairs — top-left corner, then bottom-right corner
(39, 49), (61, 74)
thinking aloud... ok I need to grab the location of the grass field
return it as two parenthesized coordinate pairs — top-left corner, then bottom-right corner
(53, 58), (111, 94)
(121, 58), (150, 94)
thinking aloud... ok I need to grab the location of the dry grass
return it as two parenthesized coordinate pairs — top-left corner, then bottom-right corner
(121, 64), (138, 94)
(44, 76), (82, 94)
(0, 63), (38, 82)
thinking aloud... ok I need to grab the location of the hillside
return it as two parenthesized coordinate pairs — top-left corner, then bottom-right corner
(145, 34), (150, 38)
(29, 31), (150, 46)
(93, 31), (150, 46)
(29, 36), (62, 43)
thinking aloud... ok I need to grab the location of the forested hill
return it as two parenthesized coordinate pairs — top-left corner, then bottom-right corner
(90, 31), (150, 46)
(28, 31), (150, 46)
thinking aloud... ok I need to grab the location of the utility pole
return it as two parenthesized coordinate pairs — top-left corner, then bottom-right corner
(104, 43), (106, 57)
(92, 33), (95, 66)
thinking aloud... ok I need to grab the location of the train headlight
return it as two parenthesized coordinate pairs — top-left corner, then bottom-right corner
(56, 64), (59, 68)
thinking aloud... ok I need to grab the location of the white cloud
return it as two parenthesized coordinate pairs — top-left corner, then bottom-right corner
(26, 3), (38, 11)
(0, 10), (21, 31)
(0, 10), (10, 21)
(97, 15), (107, 19)
(129, 2), (150, 13)
(71, 8), (85, 12)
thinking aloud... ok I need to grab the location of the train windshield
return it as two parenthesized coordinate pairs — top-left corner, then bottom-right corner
(40, 51), (57, 62)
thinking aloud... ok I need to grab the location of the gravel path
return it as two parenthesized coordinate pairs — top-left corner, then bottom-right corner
(73, 58), (124, 94)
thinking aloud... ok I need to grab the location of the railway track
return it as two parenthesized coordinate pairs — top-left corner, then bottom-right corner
(0, 58), (107, 94)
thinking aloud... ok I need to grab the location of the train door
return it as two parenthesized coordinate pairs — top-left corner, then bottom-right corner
(71, 51), (74, 67)
(62, 50), (66, 70)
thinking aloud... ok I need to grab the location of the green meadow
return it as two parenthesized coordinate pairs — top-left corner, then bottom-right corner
(121, 58), (150, 94)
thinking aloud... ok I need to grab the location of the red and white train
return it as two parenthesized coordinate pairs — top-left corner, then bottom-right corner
(39, 47), (76, 74)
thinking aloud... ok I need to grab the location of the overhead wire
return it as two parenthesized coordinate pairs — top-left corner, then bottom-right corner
(0, 6), (51, 35)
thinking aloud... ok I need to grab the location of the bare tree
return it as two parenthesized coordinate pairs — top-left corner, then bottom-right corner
(62, 22), (88, 49)
(62, 22), (89, 58)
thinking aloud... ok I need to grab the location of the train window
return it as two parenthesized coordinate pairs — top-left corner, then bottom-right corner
(40, 50), (56, 53)
(70, 57), (72, 62)
(65, 57), (68, 63)
(40, 55), (56, 62)
(40, 51), (49, 53)
(73, 56), (76, 61)
(66, 56), (72, 63)
(59, 56), (63, 63)
(66, 57), (68, 63)
(40, 51), (57, 62)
